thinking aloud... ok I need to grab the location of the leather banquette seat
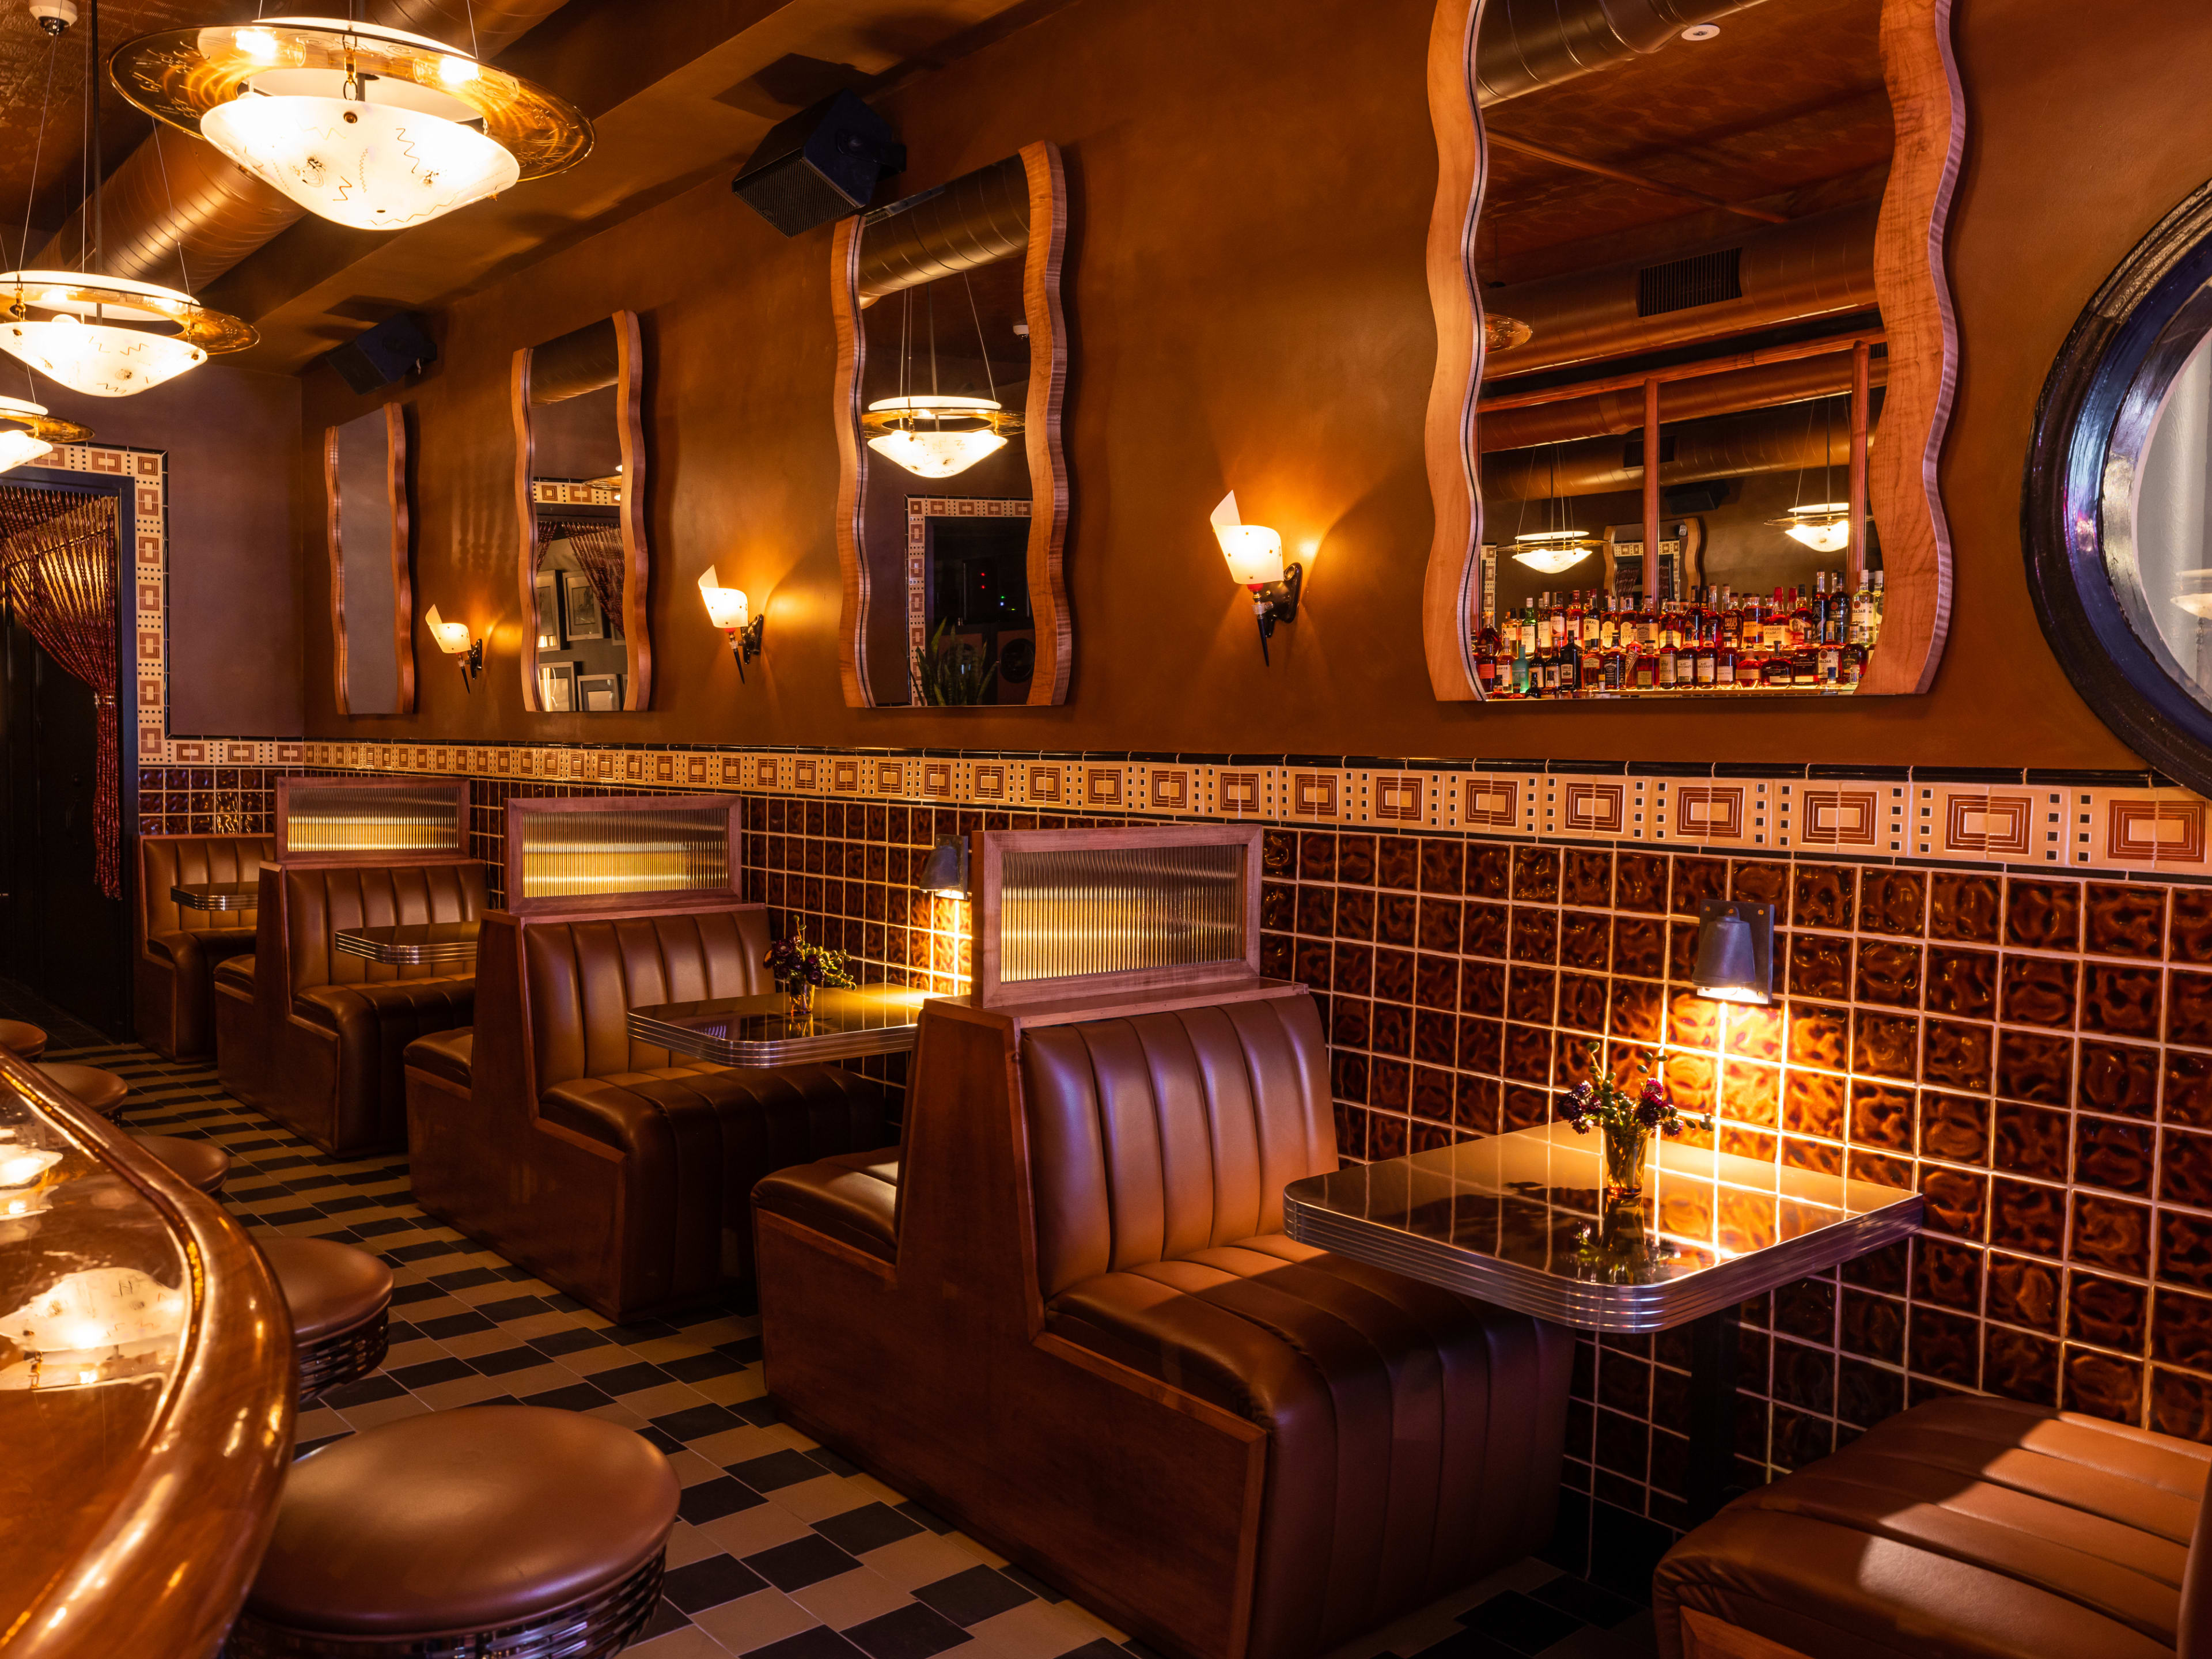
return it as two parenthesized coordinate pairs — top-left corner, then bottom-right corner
(215, 860), (482, 1155)
(1654, 1393), (2212, 1659)
(135, 834), (270, 1059)
(407, 903), (889, 1322)
(754, 991), (1571, 1659)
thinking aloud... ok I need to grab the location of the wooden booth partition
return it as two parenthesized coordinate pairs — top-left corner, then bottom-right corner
(0, 1046), (293, 1658)
(501, 793), (744, 917)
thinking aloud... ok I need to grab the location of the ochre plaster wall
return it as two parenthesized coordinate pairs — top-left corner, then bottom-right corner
(295, 0), (2210, 770)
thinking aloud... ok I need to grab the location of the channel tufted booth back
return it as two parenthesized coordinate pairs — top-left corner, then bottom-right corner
(282, 863), (486, 994)
(1018, 997), (1336, 1301)
(141, 835), (272, 937)
(521, 908), (774, 1089)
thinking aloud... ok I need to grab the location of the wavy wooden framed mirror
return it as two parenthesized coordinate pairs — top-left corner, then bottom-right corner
(832, 141), (1069, 707)
(513, 310), (649, 713)
(326, 402), (414, 715)
(1422, 0), (1961, 702)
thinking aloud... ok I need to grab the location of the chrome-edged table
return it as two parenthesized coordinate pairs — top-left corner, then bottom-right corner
(628, 987), (927, 1067)
(1285, 1121), (1922, 1518)
(332, 922), (481, 967)
(171, 882), (259, 912)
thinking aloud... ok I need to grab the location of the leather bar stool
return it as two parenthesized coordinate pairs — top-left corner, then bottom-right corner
(0, 1018), (47, 1059)
(227, 1406), (679, 1659)
(37, 1063), (128, 1119)
(257, 1236), (394, 1402)
(131, 1133), (232, 1195)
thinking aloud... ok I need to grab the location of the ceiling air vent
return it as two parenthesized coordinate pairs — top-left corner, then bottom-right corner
(1636, 248), (1744, 318)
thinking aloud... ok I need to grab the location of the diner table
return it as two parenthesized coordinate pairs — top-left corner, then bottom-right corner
(170, 881), (259, 912)
(628, 986), (927, 1067)
(333, 922), (481, 968)
(1283, 1119), (1922, 1520)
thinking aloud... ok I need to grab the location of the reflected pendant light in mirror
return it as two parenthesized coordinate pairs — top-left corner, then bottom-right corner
(862, 274), (1022, 478)
(111, 17), (594, 233)
(1510, 445), (1597, 574)
(1771, 397), (1850, 551)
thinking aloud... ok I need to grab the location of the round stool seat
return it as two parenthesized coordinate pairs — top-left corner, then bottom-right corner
(236, 1407), (677, 1656)
(131, 1133), (231, 1195)
(0, 1018), (47, 1059)
(259, 1234), (394, 1400)
(39, 1063), (126, 1117)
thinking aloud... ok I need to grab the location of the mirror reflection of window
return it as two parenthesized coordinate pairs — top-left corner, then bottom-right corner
(2134, 327), (2212, 701)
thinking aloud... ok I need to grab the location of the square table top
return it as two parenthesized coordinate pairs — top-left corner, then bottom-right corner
(628, 986), (928, 1068)
(1283, 1120), (1922, 1332)
(170, 882), (259, 912)
(333, 922), (481, 967)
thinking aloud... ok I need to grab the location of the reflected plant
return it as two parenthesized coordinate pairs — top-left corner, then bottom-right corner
(911, 620), (999, 706)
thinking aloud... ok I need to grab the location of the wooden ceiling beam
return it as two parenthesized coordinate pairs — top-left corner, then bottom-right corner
(1484, 131), (1790, 225)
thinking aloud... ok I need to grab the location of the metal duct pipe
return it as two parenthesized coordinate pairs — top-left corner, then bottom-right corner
(1476, 0), (1767, 106)
(1478, 353), (1888, 451)
(1482, 396), (1870, 500)
(36, 0), (570, 287)
(529, 317), (619, 404)
(857, 156), (1028, 304)
(1482, 202), (1878, 380)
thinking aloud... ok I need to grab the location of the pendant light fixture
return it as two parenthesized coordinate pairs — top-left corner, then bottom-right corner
(112, 14), (594, 234)
(0, 394), (89, 473)
(1771, 396), (1851, 552)
(862, 273), (1022, 479)
(0, 1), (255, 397)
(1510, 445), (1597, 574)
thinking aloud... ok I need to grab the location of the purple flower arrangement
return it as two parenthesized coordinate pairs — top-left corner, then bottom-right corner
(1558, 1042), (1705, 1141)
(763, 927), (855, 993)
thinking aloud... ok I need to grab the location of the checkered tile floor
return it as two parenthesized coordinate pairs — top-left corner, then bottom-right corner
(21, 998), (1658, 1659)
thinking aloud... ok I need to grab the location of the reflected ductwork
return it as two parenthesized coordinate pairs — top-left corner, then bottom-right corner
(856, 156), (1028, 305)
(37, 0), (570, 289)
(1482, 202), (1878, 380)
(1482, 396), (1872, 500)
(1476, 0), (1768, 105)
(1479, 353), (1887, 452)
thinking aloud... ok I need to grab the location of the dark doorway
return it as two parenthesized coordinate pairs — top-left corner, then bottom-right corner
(0, 468), (139, 1039)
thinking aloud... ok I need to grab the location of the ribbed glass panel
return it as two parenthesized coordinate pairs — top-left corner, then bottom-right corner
(520, 805), (730, 899)
(998, 843), (1244, 983)
(283, 786), (460, 854)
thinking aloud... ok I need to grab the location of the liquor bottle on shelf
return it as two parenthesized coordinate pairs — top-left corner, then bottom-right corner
(1581, 632), (1603, 692)
(1715, 634), (1737, 688)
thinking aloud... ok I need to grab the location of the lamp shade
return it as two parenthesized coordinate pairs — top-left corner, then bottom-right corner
(1772, 503), (1851, 553)
(1210, 492), (1285, 586)
(0, 271), (255, 397)
(423, 605), (471, 655)
(697, 566), (749, 630)
(0, 427), (52, 475)
(1691, 900), (1774, 1005)
(918, 837), (969, 898)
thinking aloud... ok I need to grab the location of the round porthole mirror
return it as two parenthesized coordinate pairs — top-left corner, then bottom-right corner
(2028, 180), (2212, 795)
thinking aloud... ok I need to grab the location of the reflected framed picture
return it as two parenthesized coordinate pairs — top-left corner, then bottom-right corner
(562, 571), (606, 641)
(538, 661), (576, 711)
(533, 570), (564, 649)
(577, 672), (623, 711)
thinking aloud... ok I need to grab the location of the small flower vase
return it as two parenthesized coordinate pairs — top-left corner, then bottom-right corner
(1602, 1122), (1649, 1201)
(785, 980), (815, 1020)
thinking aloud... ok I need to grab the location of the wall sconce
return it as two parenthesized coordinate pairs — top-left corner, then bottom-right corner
(1211, 491), (1301, 664)
(1691, 900), (1774, 1005)
(918, 837), (969, 899)
(698, 566), (765, 681)
(423, 605), (483, 691)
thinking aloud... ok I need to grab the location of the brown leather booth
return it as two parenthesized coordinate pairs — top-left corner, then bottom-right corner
(135, 833), (270, 1059)
(1653, 1394), (2212, 1659)
(753, 986), (1572, 1659)
(216, 860), (483, 1155)
(407, 903), (890, 1322)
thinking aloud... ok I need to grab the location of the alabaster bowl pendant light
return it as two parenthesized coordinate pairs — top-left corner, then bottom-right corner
(0, 393), (88, 472)
(111, 16), (593, 233)
(1509, 445), (1597, 574)
(0, 271), (255, 396)
(862, 275), (1022, 479)
(1771, 395), (1851, 552)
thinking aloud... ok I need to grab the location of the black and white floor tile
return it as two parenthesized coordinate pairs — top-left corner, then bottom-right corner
(15, 986), (1659, 1659)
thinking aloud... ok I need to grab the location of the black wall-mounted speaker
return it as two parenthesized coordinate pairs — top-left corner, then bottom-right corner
(323, 312), (437, 394)
(731, 90), (906, 237)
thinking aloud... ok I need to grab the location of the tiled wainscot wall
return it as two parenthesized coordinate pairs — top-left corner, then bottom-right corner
(136, 743), (2212, 1571)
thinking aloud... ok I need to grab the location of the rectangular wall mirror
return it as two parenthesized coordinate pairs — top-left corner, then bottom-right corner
(513, 310), (649, 712)
(1423, 0), (1960, 702)
(325, 402), (414, 715)
(832, 141), (1068, 707)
